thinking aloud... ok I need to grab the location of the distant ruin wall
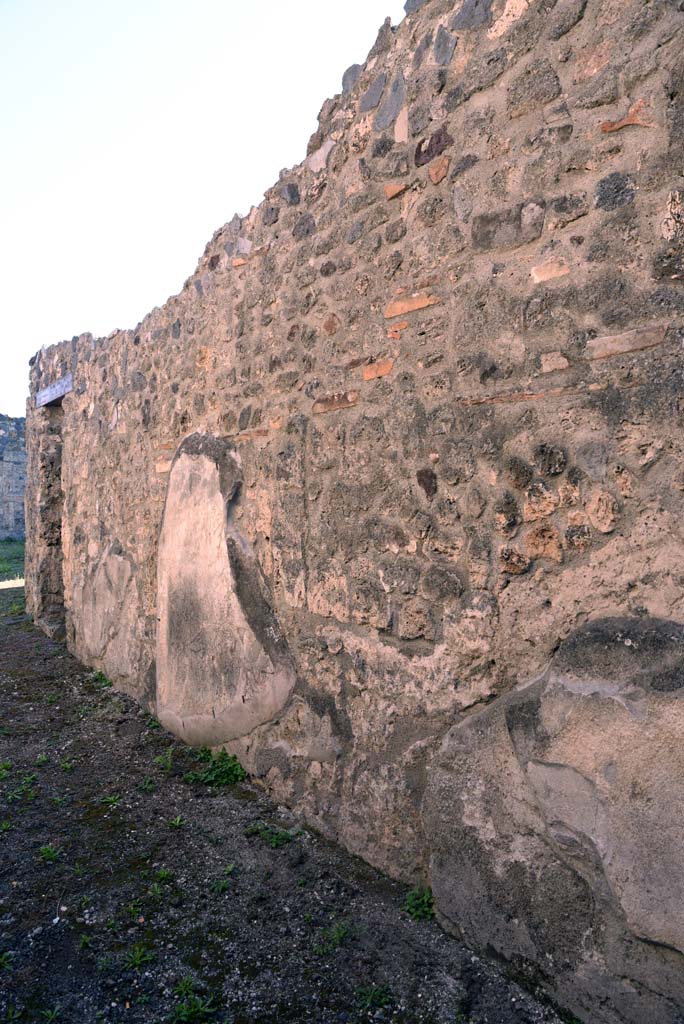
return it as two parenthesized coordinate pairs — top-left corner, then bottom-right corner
(25, 1), (684, 1020)
(0, 415), (26, 541)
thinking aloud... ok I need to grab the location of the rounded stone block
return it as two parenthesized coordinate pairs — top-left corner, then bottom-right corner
(156, 433), (295, 746)
(424, 616), (684, 1023)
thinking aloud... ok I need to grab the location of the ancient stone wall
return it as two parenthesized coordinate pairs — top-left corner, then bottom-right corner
(25, 1), (684, 1020)
(0, 414), (26, 541)
(24, 401), (64, 637)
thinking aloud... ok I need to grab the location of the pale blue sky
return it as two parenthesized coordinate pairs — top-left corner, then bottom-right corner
(0, 0), (406, 417)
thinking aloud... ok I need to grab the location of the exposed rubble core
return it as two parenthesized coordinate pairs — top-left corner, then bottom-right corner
(25, 1), (684, 1020)
(0, 415), (26, 541)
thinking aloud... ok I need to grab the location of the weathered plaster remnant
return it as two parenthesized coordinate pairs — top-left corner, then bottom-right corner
(0, 415), (26, 541)
(24, 1), (684, 1021)
(156, 434), (296, 745)
(425, 618), (684, 1023)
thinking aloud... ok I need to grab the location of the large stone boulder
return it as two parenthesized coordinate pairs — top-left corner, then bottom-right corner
(156, 434), (296, 746)
(424, 617), (684, 1024)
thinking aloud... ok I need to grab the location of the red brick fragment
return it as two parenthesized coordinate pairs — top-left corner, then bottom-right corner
(384, 182), (408, 200)
(362, 357), (395, 381)
(541, 351), (569, 373)
(586, 324), (668, 361)
(384, 294), (442, 319)
(234, 429), (270, 442)
(530, 259), (570, 284)
(600, 99), (654, 134)
(387, 319), (409, 340)
(312, 391), (359, 415)
(429, 155), (450, 185)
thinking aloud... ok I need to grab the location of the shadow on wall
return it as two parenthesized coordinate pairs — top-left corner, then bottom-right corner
(25, 403), (64, 640)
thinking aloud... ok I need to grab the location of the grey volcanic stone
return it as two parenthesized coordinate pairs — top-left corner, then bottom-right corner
(548, 0), (587, 39)
(374, 70), (406, 131)
(433, 25), (458, 65)
(360, 72), (387, 113)
(413, 30), (433, 69)
(595, 172), (636, 211)
(653, 243), (684, 281)
(471, 201), (545, 250)
(507, 59), (562, 118)
(292, 213), (316, 240)
(451, 153), (478, 177)
(444, 47), (507, 111)
(280, 182), (300, 206)
(576, 65), (619, 108)
(263, 204), (279, 226)
(342, 64), (362, 94)
(534, 443), (567, 476)
(453, 186), (473, 223)
(368, 18), (393, 59)
(451, 0), (492, 30)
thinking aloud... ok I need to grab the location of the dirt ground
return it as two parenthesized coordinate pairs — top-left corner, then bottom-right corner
(0, 585), (565, 1024)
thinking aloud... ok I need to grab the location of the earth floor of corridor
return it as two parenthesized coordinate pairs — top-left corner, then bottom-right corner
(0, 586), (565, 1024)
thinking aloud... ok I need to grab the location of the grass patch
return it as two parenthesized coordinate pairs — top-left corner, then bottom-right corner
(38, 844), (60, 863)
(99, 794), (121, 808)
(312, 919), (351, 956)
(403, 885), (435, 921)
(124, 943), (156, 970)
(154, 746), (175, 775)
(7, 774), (38, 803)
(184, 749), (246, 787)
(244, 821), (294, 848)
(212, 863), (235, 894)
(0, 539), (24, 582)
(169, 992), (217, 1023)
(89, 671), (112, 691)
(39, 1007), (61, 1022)
(357, 985), (393, 1010)
(7, 595), (25, 616)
